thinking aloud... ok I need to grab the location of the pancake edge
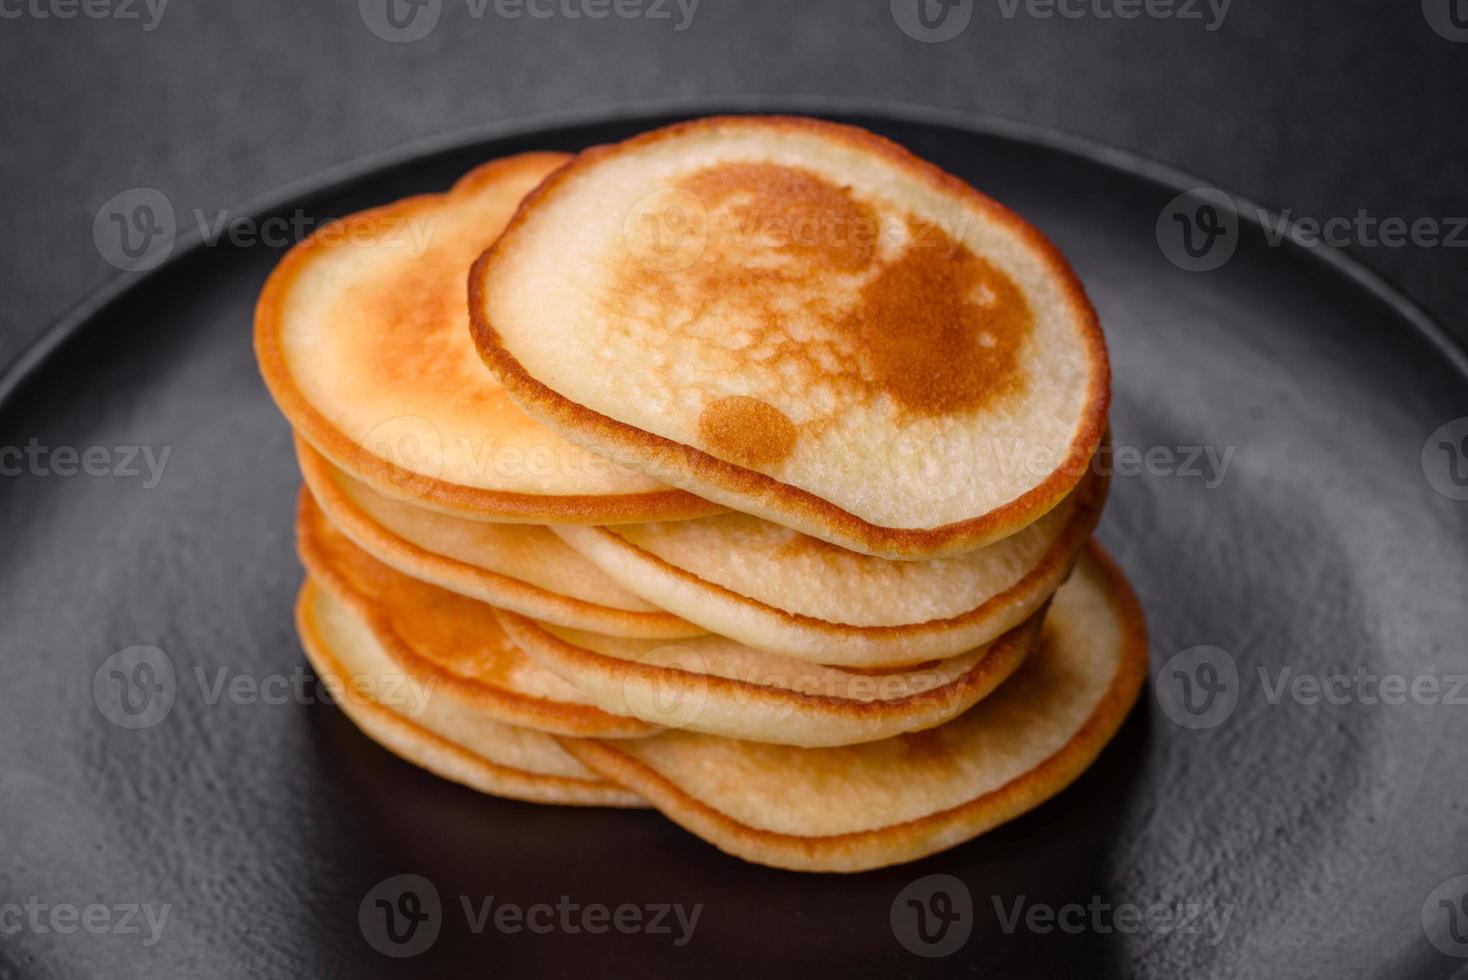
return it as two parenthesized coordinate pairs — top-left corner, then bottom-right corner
(296, 486), (659, 739)
(254, 151), (723, 525)
(494, 607), (1043, 748)
(557, 540), (1148, 871)
(554, 466), (1107, 666)
(297, 434), (704, 640)
(296, 578), (646, 808)
(469, 116), (1110, 558)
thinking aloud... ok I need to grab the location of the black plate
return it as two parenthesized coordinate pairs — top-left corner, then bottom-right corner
(3, 100), (1466, 980)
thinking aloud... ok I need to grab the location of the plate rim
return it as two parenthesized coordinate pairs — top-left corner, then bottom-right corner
(3, 92), (1465, 411)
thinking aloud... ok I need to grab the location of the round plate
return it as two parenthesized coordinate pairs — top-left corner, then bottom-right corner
(3, 101), (1465, 979)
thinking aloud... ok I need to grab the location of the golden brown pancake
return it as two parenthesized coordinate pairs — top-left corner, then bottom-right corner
(552, 468), (1105, 666)
(297, 578), (643, 807)
(470, 117), (1109, 558)
(496, 607), (1041, 747)
(296, 487), (655, 739)
(255, 151), (721, 524)
(559, 543), (1146, 871)
(297, 434), (702, 639)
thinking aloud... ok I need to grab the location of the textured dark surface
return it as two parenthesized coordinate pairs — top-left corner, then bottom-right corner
(0, 108), (1465, 979)
(0, 0), (1465, 378)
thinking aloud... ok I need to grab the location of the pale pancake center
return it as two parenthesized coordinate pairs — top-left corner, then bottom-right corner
(609, 161), (1034, 471)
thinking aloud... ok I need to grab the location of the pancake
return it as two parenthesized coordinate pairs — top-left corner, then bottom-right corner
(552, 467), (1106, 666)
(469, 117), (1109, 558)
(559, 543), (1146, 871)
(297, 434), (702, 639)
(256, 151), (720, 524)
(495, 607), (1041, 747)
(297, 578), (643, 807)
(297, 487), (655, 739)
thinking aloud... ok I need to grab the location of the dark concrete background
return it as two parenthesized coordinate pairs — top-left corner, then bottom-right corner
(1, 0), (1464, 372)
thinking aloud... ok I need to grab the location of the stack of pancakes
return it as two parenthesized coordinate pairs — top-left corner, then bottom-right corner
(254, 118), (1146, 873)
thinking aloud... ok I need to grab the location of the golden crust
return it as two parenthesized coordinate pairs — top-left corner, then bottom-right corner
(296, 434), (702, 639)
(557, 467), (1107, 666)
(296, 579), (644, 808)
(254, 152), (722, 525)
(558, 542), (1147, 871)
(469, 117), (1110, 558)
(496, 608), (1042, 747)
(296, 487), (656, 739)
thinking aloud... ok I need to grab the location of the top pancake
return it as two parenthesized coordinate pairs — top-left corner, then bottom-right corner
(471, 116), (1109, 558)
(255, 152), (720, 524)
